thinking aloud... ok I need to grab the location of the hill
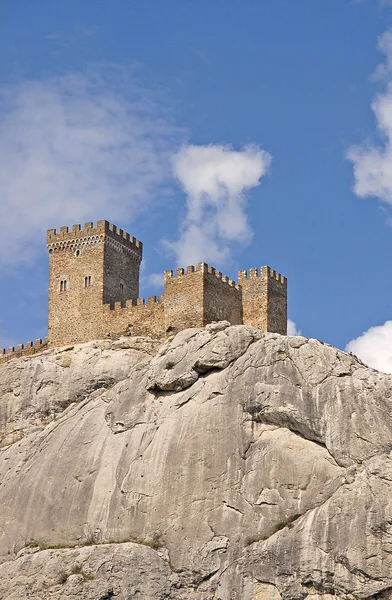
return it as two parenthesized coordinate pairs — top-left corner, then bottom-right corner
(0, 322), (391, 599)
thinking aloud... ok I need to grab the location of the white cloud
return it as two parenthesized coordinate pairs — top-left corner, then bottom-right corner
(164, 144), (271, 266)
(347, 28), (392, 204)
(287, 319), (302, 336)
(0, 67), (178, 268)
(346, 320), (392, 373)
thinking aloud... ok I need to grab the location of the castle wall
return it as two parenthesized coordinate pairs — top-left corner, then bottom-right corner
(102, 297), (165, 338)
(238, 267), (287, 334)
(203, 267), (242, 326)
(0, 338), (48, 365)
(266, 269), (288, 334)
(238, 268), (268, 331)
(103, 244), (139, 305)
(163, 266), (205, 333)
(163, 263), (243, 333)
(1, 221), (288, 361)
(102, 225), (142, 305)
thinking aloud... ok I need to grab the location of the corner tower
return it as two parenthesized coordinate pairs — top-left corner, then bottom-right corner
(163, 262), (242, 334)
(238, 267), (287, 334)
(46, 221), (142, 346)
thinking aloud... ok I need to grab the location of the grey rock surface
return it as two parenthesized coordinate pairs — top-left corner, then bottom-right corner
(0, 324), (391, 599)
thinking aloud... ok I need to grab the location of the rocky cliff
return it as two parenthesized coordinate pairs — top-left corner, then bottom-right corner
(0, 322), (392, 600)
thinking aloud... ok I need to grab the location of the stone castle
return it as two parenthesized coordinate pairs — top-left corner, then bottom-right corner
(0, 220), (287, 362)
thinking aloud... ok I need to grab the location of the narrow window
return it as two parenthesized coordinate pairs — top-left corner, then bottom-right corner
(120, 283), (124, 295)
(60, 280), (67, 292)
(75, 249), (81, 257)
(84, 276), (92, 288)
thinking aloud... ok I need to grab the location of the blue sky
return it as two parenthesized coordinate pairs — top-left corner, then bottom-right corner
(2, 0), (392, 369)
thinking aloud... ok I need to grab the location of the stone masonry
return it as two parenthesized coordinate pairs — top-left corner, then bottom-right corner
(0, 220), (287, 361)
(46, 220), (142, 347)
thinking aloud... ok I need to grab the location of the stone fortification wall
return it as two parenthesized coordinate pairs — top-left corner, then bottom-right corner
(238, 267), (287, 335)
(0, 338), (48, 365)
(203, 265), (242, 326)
(103, 239), (140, 305)
(265, 268), (288, 334)
(163, 265), (206, 333)
(2, 265), (287, 361)
(102, 296), (165, 338)
(1, 295), (165, 366)
(163, 262), (243, 334)
(2, 220), (287, 359)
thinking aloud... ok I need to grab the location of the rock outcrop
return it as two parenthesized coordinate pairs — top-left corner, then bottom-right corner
(0, 323), (392, 599)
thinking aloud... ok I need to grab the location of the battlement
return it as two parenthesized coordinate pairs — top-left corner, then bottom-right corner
(164, 262), (240, 289)
(0, 337), (49, 364)
(0, 220), (288, 363)
(164, 262), (206, 280)
(238, 266), (287, 286)
(103, 295), (164, 312)
(101, 293), (165, 339)
(46, 220), (143, 257)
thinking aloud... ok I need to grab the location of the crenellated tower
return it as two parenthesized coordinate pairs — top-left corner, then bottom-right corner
(46, 220), (142, 346)
(238, 267), (287, 335)
(163, 263), (243, 334)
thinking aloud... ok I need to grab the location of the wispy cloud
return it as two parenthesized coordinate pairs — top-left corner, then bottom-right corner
(82, 26), (100, 37)
(47, 26), (100, 43)
(148, 273), (164, 288)
(194, 49), (211, 67)
(47, 32), (62, 40)
(287, 319), (302, 336)
(347, 28), (392, 205)
(0, 66), (179, 268)
(346, 321), (392, 373)
(163, 144), (271, 267)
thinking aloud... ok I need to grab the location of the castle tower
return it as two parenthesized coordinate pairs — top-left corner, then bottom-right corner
(46, 221), (142, 346)
(238, 267), (287, 334)
(163, 262), (243, 334)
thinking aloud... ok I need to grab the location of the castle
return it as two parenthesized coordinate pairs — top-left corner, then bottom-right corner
(0, 220), (287, 362)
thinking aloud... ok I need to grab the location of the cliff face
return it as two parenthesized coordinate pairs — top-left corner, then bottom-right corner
(0, 322), (392, 600)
